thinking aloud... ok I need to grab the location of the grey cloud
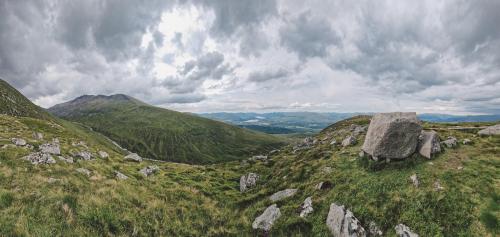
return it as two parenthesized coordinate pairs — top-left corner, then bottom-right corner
(171, 32), (184, 50)
(248, 68), (289, 82)
(279, 11), (340, 60)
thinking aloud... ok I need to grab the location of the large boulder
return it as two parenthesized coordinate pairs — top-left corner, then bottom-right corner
(478, 124), (500, 135)
(252, 204), (281, 232)
(23, 152), (56, 165)
(418, 130), (441, 159)
(326, 203), (366, 237)
(39, 142), (61, 155)
(362, 112), (422, 160)
(269, 189), (298, 202)
(240, 173), (259, 192)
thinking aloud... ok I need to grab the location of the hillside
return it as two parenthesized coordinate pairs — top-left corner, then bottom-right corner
(49, 95), (286, 164)
(0, 79), (54, 120)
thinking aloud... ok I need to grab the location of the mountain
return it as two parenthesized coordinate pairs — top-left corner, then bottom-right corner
(49, 95), (286, 164)
(0, 79), (54, 120)
(419, 113), (500, 123)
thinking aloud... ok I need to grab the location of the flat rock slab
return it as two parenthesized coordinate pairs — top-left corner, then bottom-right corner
(269, 189), (297, 202)
(252, 204), (281, 231)
(478, 124), (500, 135)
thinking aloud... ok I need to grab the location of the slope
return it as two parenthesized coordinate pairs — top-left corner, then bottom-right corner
(0, 79), (54, 120)
(48, 95), (286, 164)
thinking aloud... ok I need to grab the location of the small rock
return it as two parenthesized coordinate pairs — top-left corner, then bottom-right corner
(23, 152), (56, 165)
(478, 124), (500, 136)
(98, 151), (109, 159)
(76, 168), (91, 176)
(462, 139), (472, 145)
(352, 125), (367, 136)
(299, 197), (313, 218)
(240, 173), (259, 192)
(434, 181), (444, 191)
(395, 224), (419, 237)
(32, 132), (43, 140)
(140, 165), (159, 177)
(330, 139), (337, 145)
(269, 189), (298, 202)
(358, 150), (366, 158)
(57, 156), (74, 163)
(326, 203), (366, 237)
(115, 171), (128, 180)
(418, 130), (441, 159)
(76, 151), (93, 161)
(369, 221), (383, 236)
(47, 177), (61, 183)
(341, 135), (357, 147)
(457, 166), (463, 170)
(11, 138), (27, 146)
(251, 155), (268, 161)
(252, 204), (281, 232)
(410, 174), (419, 187)
(39, 142), (61, 155)
(441, 136), (458, 148)
(316, 181), (333, 190)
(124, 153), (142, 162)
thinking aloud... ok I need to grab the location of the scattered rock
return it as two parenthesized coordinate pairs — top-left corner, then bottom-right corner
(252, 204), (281, 232)
(23, 152), (56, 165)
(32, 132), (43, 140)
(250, 155), (268, 161)
(39, 142), (61, 155)
(369, 222), (383, 236)
(434, 181), (444, 191)
(57, 156), (74, 163)
(441, 136), (458, 148)
(326, 203), (366, 237)
(341, 135), (357, 147)
(299, 197), (313, 218)
(478, 124), (500, 136)
(417, 130), (441, 159)
(362, 112), (422, 160)
(140, 165), (159, 177)
(98, 151), (109, 159)
(330, 139), (337, 145)
(124, 153), (142, 162)
(395, 224), (419, 237)
(316, 181), (333, 190)
(11, 138), (27, 146)
(76, 151), (93, 161)
(410, 174), (419, 187)
(352, 125), (367, 136)
(240, 173), (259, 192)
(269, 189), (298, 202)
(76, 168), (91, 176)
(115, 171), (128, 180)
(462, 139), (472, 145)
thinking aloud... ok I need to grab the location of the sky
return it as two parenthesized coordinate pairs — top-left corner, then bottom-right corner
(0, 0), (499, 114)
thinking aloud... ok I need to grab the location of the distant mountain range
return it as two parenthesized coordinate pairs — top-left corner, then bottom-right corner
(199, 112), (500, 135)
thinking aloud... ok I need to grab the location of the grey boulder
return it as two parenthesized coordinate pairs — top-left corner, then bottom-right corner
(299, 197), (313, 218)
(326, 203), (366, 237)
(140, 165), (159, 177)
(115, 171), (128, 180)
(39, 142), (61, 155)
(124, 153), (143, 162)
(252, 204), (281, 232)
(23, 152), (56, 165)
(76, 151), (93, 161)
(240, 173), (259, 192)
(441, 136), (458, 148)
(341, 135), (357, 147)
(362, 112), (422, 160)
(98, 151), (109, 159)
(418, 130), (441, 159)
(11, 138), (27, 146)
(395, 224), (419, 237)
(269, 189), (298, 202)
(478, 124), (500, 135)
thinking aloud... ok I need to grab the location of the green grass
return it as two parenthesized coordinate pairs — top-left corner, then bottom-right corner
(0, 79), (54, 121)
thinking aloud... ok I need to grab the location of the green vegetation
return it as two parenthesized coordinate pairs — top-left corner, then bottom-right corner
(0, 79), (54, 120)
(48, 95), (286, 164)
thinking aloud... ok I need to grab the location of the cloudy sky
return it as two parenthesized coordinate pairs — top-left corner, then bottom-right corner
(1, 0), (499, 114)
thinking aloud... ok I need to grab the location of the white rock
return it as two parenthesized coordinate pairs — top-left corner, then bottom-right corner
(478, 124), (500, 136)
(115, 171), (128, 180)
(299, 197), (313, 218)
(140, 165), (159, 177)
(395, 224), (419, 237)
(269, 189), (298, 202)
(326, 203), (366, 237)
(441, 136), (458, 148)
(23, 152), (56, 165)
(76, 151), (93, 161)
(11, 138), (27, 146)
(417, 130), (441, 159)
(341, 135), (357, 147)
(39, 142), (61, 155)
(124, 153), (142, 162)
(32, 132), (43, 140)
(240, 173), (259, 192)
(98, 151), (109, 159)
(76, 168), (91, 176)
(252, 204), (281, 232)
(410, 174), (419, 187)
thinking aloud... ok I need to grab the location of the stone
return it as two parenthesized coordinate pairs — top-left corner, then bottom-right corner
(269, 149), (280, 155)
(140, 165), (159, 177)
(299, 197), (313, 218)
(478, 124), (500, 135)
(434, 181), (444, 191)
(47, 177), (61, 183)
(23, 152), (56, 165)
(115, 171), (128, 180)
(362, 112), (422, 160)
(76, 168), (91, 176)
(316, 181), (333, 190)
(98, 151), (109, 159)
(11, 138), (27, 146)
(269, 189), (298, 202)
(39, 142), (61, 155)
(410, 174), (419, 187)
(417, 130), (441, 159)
(251, 155), (268, 161)
(252, 204), (281, 232)
(330, 139), (337, 145)
(240, 173), (259, 192)
(352, 125), (367, 136)
(32, 132), (43, 140)
(441, 136), (458, 148)
(326, 203), (366, 237)
(395, 224), (419, 237)
(369, 222), (383, 236)
(57, 156), (74, 163)
(341, 135), (357, 147)
(359, 150), (366, 158)
(124, 153), (142, 162)
(462, 139), (472, 145)
(76, 151), (93, 161)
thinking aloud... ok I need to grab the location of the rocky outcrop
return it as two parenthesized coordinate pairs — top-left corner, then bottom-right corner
(341, 135), (357, 147)
(140, 165), (159, 177)
(23, 152), (56, 164)
(11, 138), (27, 146)
(299, 197), (313, 218)
(240, 173), (259, 192)
(395, 224), (418, 237)
(76, 151), (93, 161)
(441, 136), (458, 148)
(269, 189), (298, 202)
(326, 203), (366, 237)
(362, 112), (422, 160)
(39, 141), (61, 155)
(98, 151), (109, 159)
(252, 204), (281, 232)
(478, 124), (500, 135)
(124, 153), (142, 162)
(418, 130), (441, 159)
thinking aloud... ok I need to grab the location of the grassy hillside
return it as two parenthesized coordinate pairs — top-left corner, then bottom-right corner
(49, 95), (285, 164)
(0, 79), (54, 120)
(0, 114), (497, 236)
